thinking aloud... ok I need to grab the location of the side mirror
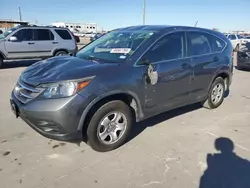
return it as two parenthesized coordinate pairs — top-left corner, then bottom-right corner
(0, 30), (3, 34)
(9, 36), (18, 42)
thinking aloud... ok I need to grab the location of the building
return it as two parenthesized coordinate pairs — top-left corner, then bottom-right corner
(52, 22), (101, 33)
(0, 19), (29, 32)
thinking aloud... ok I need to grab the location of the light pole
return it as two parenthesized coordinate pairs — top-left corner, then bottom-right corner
(143, 0), (146, 25)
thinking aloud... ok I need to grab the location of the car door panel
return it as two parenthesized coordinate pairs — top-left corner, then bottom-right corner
(5, 29), (36, 59)
(33, 29), (55, 57)
(186, 31), (227, 101)
(139, 31), (192, 115)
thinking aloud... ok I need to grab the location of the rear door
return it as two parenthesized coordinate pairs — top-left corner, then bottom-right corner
(186, 31), (226, 101)
(33, 29), (55, 57)
(5, 28), (36, 59)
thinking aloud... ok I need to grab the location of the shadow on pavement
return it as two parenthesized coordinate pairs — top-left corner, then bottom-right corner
(199, 137), (250, 188)
(2, 59), (39, 69)
(128, 102), (202, 142)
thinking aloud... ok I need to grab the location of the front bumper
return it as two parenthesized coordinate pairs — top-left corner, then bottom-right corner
(10, 92), (87, 142)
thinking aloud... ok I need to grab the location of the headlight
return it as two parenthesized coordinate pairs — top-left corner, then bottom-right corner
(40, 80), (90, 99)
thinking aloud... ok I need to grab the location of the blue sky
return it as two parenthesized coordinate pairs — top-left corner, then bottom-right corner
(0, 0), (250, 32)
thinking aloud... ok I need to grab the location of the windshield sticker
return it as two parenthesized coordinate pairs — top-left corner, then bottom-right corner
(119, 55), (127, 59)
(110, 48), (131, 54)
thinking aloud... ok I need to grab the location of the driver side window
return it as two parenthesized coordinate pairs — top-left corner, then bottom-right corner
(13, 29), (34, 41)
(140, 32), (185, 64)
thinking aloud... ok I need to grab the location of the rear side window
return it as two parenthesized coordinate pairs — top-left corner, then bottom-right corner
(13, 29), (34, 41)
(208, 35), (226, 52)
(228, 35), (236, 40)
(34, 29), (54, 41)
(141, 32), (185, 63)
(187, 32), (211, 56)
(55, 29), (72, 40)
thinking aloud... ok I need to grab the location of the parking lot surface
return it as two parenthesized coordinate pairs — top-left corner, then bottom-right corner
(1, 61), (250, 188)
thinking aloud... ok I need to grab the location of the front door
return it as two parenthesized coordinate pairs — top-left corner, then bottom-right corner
(5, 28), (36, 59)
(138, 31), (192, 113)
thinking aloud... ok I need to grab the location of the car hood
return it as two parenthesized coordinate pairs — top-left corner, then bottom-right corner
(20, 56), (117, 86)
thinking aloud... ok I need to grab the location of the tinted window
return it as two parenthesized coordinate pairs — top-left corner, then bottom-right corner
(237, 35), (243, 39)
(187, 32), (211, 56)
(55, 29), (72, 40)
(141, 32), (184, 63)
(208, 35), (226, 52)
(228, 35), (236, 40)
(35, 29), (54, 40)
(13, 29), (34, 41)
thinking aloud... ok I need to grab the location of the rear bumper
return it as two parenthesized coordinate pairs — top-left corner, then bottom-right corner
(10, 92), (87, 142)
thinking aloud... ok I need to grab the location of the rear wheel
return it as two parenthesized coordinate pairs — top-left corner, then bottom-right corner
(87, 100), (133, 152)
(54, 50), (68, 56)
(0, 56), (3, 69)
(235, 44), (240, 52)
(203, 77), (225, 109)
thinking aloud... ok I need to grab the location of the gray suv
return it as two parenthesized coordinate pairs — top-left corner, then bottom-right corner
(10, 25), (233, 152)
(0, 25), (77, 68)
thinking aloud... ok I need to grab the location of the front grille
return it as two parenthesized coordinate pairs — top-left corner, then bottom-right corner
(14, 79), (44, 104)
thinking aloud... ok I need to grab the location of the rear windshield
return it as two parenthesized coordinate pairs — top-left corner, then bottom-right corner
(76, 30), (154, 63)
(55, 29), (72, 40)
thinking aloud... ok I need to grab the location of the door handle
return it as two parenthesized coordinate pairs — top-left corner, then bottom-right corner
(28, 42), (34, 45)
(213, 57), (219, 62)
(52, 42), (58, 44)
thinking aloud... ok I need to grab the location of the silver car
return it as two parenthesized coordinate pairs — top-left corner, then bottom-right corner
(0, 25), (78, 68)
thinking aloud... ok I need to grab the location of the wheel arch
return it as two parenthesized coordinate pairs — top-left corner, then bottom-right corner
(0, 51), (6, 60)
(77, 91), (144, 133)
(53, 49), (69, 56)
(210, 71), (230, 91)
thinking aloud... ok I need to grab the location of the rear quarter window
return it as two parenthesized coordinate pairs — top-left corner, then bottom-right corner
(207, 35), (226, 52)
(55, 29), (72, 40)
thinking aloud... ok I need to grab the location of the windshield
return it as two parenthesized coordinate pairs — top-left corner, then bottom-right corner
(76, 30), (154, 62)
(0, 27), (17, 39)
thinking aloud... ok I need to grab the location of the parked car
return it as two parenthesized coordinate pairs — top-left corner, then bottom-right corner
(242, 36), (250, 43)
(90, 33), (104, 42)
(227, 34), (247, 50)
(0, 25), (78, 68)
(10, 25), (233, 152)
(237, 42), (250, 70)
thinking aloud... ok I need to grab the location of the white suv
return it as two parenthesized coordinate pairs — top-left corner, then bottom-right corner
(0, 26), (78, 68)
(227, 34), (247, 50)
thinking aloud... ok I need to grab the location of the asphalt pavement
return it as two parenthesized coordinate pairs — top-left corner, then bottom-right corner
(1, 61), (250, 188)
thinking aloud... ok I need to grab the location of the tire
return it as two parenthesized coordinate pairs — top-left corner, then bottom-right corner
(54, 50), (68, 56)
(235, 44), (240, 52)
(0, 57), (3, 69)
(203, 77), (225, 109)
(87, 100), (133, 152)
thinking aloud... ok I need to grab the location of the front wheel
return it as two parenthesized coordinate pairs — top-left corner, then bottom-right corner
(87, 100), (133, 152)
(203, 77), (225, 109)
